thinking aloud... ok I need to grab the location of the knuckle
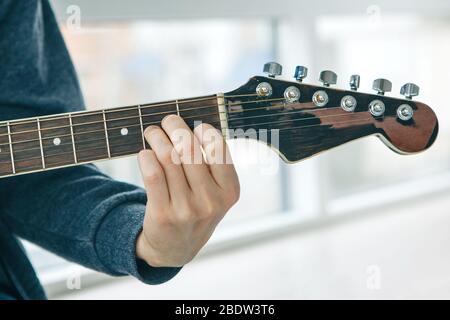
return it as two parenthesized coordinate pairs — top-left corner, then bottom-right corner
(203, 199), (220, 217)
(176, 201), (198, 223)
(226, 181), (241, 205)
(177, 213), (193, 225)
(152, 209), (171, 226)
(142, 168), (163, 185)
(159, 148), (176, 165)
(232, 183), (241, 203)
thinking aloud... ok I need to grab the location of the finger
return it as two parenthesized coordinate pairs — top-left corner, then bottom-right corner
(137, 149), (169, 206)
(193, 123), (239, 190)
(161, 115), (214, 189)
(144, 125), (190, 197)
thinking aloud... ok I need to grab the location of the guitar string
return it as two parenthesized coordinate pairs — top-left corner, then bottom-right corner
(0, 118), (370, 169)
(0, 95), (355, 146)
(0, 88), (369, 140)
(0, 105), (358, 155)
(0, 102), (370, 150)
(0, 97), (283, 138)
(0, 93), (258, 128)
(2, 95), (217, 126)
(1, 118), (222, 153)
(0, 88), (353, 138)
(0, 112), (371, 168)
(0, 111), (221, 148)
(0, 101), (346, 147)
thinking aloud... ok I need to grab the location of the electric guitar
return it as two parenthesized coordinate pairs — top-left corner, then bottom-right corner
(0, 62), (439, 178)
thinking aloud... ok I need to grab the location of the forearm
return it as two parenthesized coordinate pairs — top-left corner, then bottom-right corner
(0, 164), (181, 284)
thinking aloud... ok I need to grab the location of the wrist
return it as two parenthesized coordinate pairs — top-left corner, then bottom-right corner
(136, 231), (163, 268)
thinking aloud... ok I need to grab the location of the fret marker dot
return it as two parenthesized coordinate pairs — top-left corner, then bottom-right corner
(121, 128), (128, 136)
(53, 137), (61, 146)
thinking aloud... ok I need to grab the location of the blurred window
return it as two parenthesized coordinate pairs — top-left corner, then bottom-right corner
(27, 19), (285, 281)
(25, 11), (450, 289)
(315, 15), (450, 199)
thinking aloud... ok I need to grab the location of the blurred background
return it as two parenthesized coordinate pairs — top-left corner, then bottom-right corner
(25, 0), (450, 299)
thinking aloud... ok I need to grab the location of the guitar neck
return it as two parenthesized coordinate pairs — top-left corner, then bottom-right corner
(0, 73), (440, 179)
(0, 94), (225, 178)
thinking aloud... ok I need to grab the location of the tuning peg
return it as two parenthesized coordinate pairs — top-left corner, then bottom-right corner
(263, 62), (282, 78)
(400, 83), (420, 99)
(372, 78), (392, 95)
(294, 66), (308, 82)
(349, 75), (360, 91)
(319, 70), (337, 87)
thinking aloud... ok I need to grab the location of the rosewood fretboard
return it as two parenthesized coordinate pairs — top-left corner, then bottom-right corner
(0, 95), (222, 178)
(0, 74), (439, 179)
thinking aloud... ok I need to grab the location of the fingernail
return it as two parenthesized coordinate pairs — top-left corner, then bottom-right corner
(162, 113), (179, 124)
(144, 125), (159, 138)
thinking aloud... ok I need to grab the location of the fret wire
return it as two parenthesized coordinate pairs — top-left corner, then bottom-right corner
(0, 105), (370, 160)
(4, 95), (352, 156)
(7, 122), (16, 174)
(175, 99), (180, 116)
(0, 97), (288, 141)
(1, 94), (251, 130)
(3, 133), (148, 167)
(0, 116), (371, 170)
(102, 110), (111, 158)
(37, 118), (46, 169)
(69, 114), (78, 163)
(0, 98), (349, 151)
(0, 112), (222, 148)
(138, 104), (146, 150)
(0, 102), (226, 138)
(0, 93), (264, 139)
(4, 95), (220, 128)
(0, 100), (342, 148)
(1, 118), (222, 158)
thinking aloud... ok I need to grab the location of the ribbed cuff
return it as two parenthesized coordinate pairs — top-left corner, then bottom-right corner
(95, 202), (182, 284)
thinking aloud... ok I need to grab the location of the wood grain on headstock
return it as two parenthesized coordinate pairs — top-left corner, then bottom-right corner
(225, 76), (439, 163)
(376, 101), (438, 154)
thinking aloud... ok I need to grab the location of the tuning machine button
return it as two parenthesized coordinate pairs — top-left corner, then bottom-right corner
(263, 62), (282, 78)
(294, 66), (308, 82)
(350, 75), (360, 91)
(369, 100), (385, 117)
(319, 70), (337, 87)
(372, 78), (392, 95)
(400, 83), (420, 100)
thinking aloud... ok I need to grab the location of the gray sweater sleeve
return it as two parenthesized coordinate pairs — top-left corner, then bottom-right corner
(0, 0), (181, 284)
(0, 164), (181, 284)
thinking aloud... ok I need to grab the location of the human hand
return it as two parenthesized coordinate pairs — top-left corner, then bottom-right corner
(136, 115), (240, 267)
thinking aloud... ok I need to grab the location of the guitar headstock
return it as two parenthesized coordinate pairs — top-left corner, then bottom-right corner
(224, 62), (438, 163)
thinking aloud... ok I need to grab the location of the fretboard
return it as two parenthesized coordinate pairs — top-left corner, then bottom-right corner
(0, 94), (224, 178)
